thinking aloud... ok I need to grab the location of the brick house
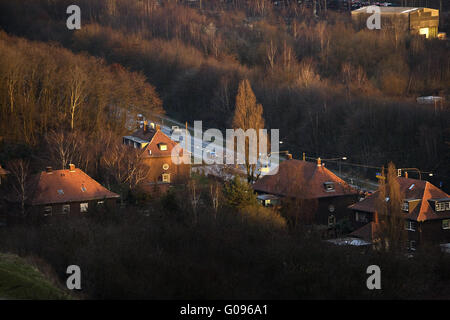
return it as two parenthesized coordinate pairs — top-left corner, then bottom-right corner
(253, 158), (358, 226)
(349, 176), (450, 250)
(123, 121), (190, 193)
(27, 164), (119, 217)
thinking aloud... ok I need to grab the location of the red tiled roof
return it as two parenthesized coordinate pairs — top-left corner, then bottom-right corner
(349, 177), (450, 222)
(0, 165), (9, 175)
(130, 127), (158, 142)
(141, 130), (180, 158)
(350, 222), (381, 243)
(253, 159), (357, 199)
(28, 167), (119, 205)
(130, 128), (182, 158)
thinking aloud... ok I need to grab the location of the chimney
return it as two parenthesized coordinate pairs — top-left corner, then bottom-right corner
(69, 164), (76, 172)
(143, 120), (148, 133)
(317, 157), (321, 167)
(286, 153), (292, 160)
(405, 171), (408, 179)
(45, 166), (53, 174)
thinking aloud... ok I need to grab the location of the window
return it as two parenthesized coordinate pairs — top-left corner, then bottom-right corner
(81, 185), (87, 192)
(148, 150), (152, 155)
(419, 27), (429, 38)
(44, 206), (52, 216)
(328, 215), (336, 227)
(405, 220), (416, 232)
(324, 182), (335, 192)
(80, 202), (88, 213)
(62, 204), (70, 214)
(97, 200), (104, 207)
(57, 189), (64, 195)
(443, 219), (450, 230)
(162, 163), (169, 170)
(355, 212), (368, 223)
(162, 173), (170, 183)
(328, 204), (335, 213)
(158, 143), (168, 151)
(402, 201), (409, 212)
(409, 240), (417, 251)
(436, 202), (450, 212)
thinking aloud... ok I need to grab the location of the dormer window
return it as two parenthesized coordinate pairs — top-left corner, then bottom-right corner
(57, 189), (64, 195)
(436, 202), (450, 212)
(81, 185), (87, 192)
(158, 143), (168, 151)
(402, 199), (421, 213)
(324, 182), (335, 192)
(431, 198), (450, 212)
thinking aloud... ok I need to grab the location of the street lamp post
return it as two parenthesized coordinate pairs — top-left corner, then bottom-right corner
(303, 155), (347, 176)
(399, 168), (422, 180)
(322, 156), (348, 176)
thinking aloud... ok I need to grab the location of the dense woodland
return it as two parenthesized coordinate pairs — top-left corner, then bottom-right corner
(0, 0), (449, 189)
(1, 175), (450, 299)
(0, 0), (449, 300)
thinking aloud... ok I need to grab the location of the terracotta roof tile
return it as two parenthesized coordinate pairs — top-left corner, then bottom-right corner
(0, 165), (9, 175)
(130, 127), (158, 142)
(349, 177), (450, 222)
(253, 159), (357, 199)
(28, 167), (119, 205)
(129, 128), (182, 158)
(350, 222), (381, 243)
(141, 130), (180, 158)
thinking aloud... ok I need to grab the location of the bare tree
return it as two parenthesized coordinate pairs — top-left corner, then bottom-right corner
(376, 162), (407, 252)
(281, 40), (294, 70)
(45, 130), (81, 170)
(8, 159), (30, 216)
(297, 58), (319, 88)
(102, 143), (150, 191)
(209, 181), (220, 220)
(266, 39), (277, 70)
(66, 65), (88, 131)
(189, 179), (201, 224)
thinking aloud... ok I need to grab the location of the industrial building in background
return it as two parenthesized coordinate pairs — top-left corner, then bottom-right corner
(352, 6), (441, 38)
